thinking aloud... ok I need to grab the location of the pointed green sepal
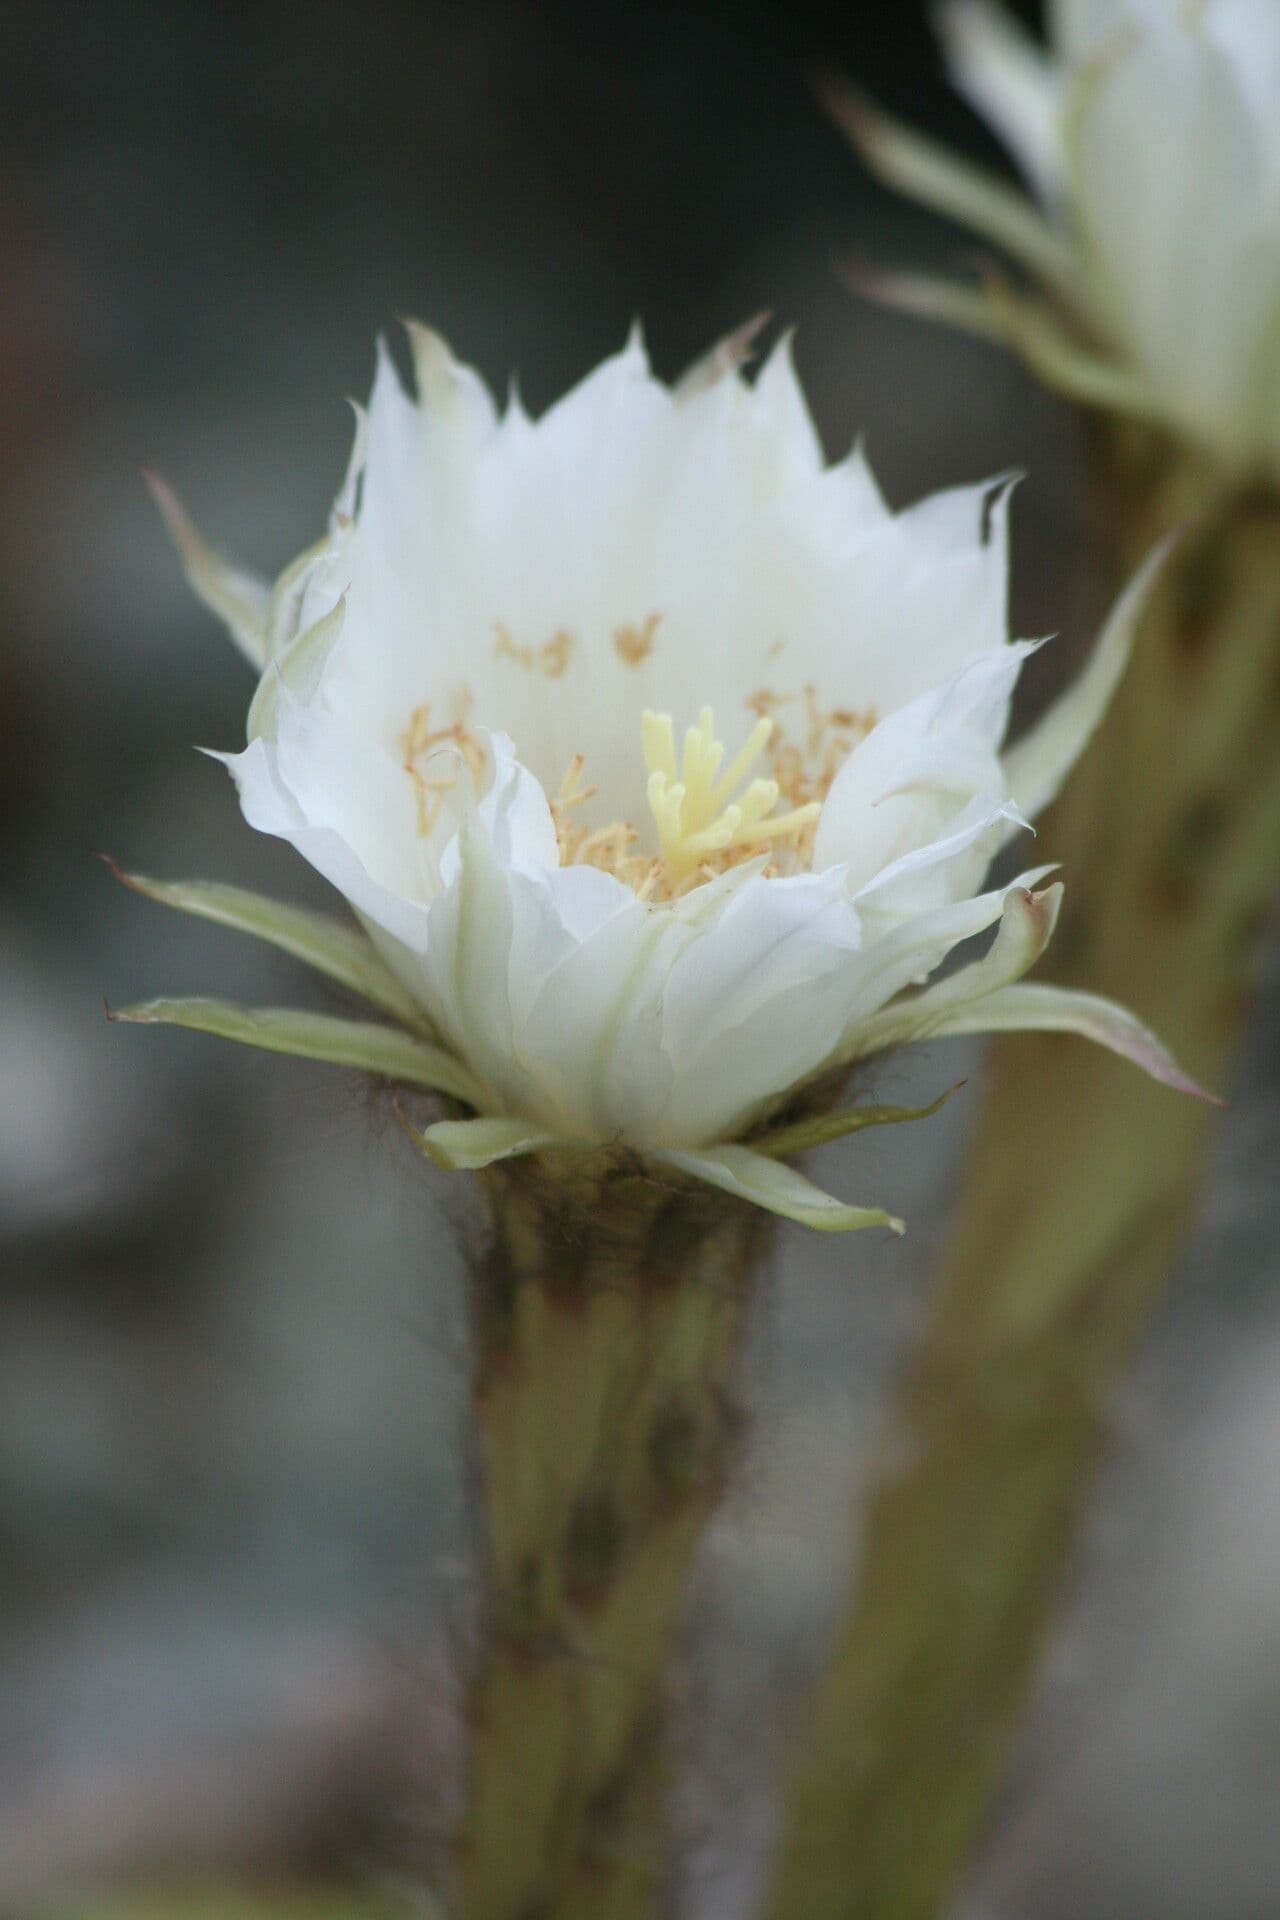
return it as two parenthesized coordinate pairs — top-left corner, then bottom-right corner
(414, 1114), (562, 1171)
(823, 77), (1077, 299)
(103, 862), (425, 1029)
(109, 996), (484, 1104)
(145, 471), (270, 668)
(843, 263), (1018, 346)
(926, 981), (1218, 1102)
(650, 1142), (904, 1235)
(982, 279), (1163, 421)
(750, 1083), (964, 1160)
(1003, 535), (1177, 824)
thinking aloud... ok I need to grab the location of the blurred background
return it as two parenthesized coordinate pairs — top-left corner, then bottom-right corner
(3, 2), (1278, 1915)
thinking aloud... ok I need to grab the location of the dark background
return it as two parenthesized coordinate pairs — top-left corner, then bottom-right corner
(3, 3), (1278, 1915)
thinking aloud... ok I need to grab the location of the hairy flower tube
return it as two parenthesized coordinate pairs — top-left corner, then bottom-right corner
(118, 323), (1196, 1230)
(837, 0), (1280, 482)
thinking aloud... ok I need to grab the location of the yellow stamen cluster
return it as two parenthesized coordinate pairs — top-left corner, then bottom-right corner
(551, 754), (665, 896)
(748, 685), (878, 861)
(642, 707), (822, 886)
(401, 699), (484, 837)
(401, 678), (876, 900)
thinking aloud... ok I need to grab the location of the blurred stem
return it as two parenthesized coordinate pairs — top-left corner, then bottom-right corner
(453, 1155), (767, 1920)
(764, 430), (1280, 1920)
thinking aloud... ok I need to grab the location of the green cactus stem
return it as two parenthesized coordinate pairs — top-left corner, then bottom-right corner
(453, 1154), (768, 1920)
(764, 429), (1280, 1920)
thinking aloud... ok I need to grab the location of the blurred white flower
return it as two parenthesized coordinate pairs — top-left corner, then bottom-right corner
(129, 325), (1195, 1229)
(845, 0), (1280, 476)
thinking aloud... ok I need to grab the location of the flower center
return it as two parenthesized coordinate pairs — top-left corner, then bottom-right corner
(401, 678), (878, 902)
(552, 696), (874, 900)
(641, 707), (821, 885)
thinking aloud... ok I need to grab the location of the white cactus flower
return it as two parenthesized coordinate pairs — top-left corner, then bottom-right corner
(123, 325), (1197, 1231)
(842, 0), (1280, 478)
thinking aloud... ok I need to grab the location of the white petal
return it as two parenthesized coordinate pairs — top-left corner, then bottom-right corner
(514, 896), (692, 1140)
(417, 797), (566, 1122)
(1049, 0), (1131, 61)
(1067, 24), (1279, 458)
(653, 872), (864, 1146)
(814, 642), (1033, 903)
(674, 313), (771, 397)
(850, 881), (1062, 1057)
(466, 732), (560, 875)
(836, 865), (1057, 1047)
(221, 735), (432, 952)
(938, 0), (1066, 200)
(246, 597), (347, 745)
(852, 791), (1026, 924)
(404, 320), (500, 436)
(746, 332), (825, 480)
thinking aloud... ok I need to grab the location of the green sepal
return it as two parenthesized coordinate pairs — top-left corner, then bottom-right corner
(145, 471), (270, 668)
(928, 981), (1216, 1102)
(750, 1083), (963, 1159)
(103, 862), (425, 1029)
(843, 263), (1018, 346)
(981, 277), (1163, 421)
(414, 1114), (561, 1170)
(824, 77), (1077, 299)
(850, 261), (1161, 426)
(109, 996), (484, 1105)
(651, 1142), (904, 1235)
(1003, 536), (1176, 823)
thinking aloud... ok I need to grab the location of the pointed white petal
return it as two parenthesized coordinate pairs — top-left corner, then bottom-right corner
(652, 871), (864, 1147)
(650, 1142), (903, 1234)
(246, 597), (347, 744)
(750, 331), (825, 475)
(851, 881), (1062, 1056)
(836, 865), (1054, 1049)
(674, 313), (771, 396)
(264, 532), (347, 661)
(816, 643), (1033, 907)
(938, 0), (1065, 201)
(331, 398), (368, 525)
(403, 319), (499, 433)
(221, 735), (432, 952)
